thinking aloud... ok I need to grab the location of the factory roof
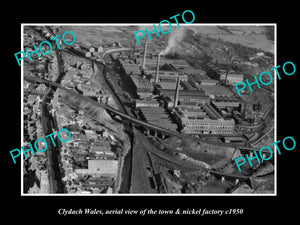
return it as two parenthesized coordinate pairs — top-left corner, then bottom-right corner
(214, 95), (240, 102)
(182, 67), (207, 75)
(157, 81), (184, 90)
(189, 73), (210, 80)
(183, 116), (234, 123)
(200, 103), (223, 119)
(131, 75), (153, 89)
(181, 80), (197, 90)
(135, 99), (160, 107)
(224, 71), (244, 77)
(180, 107), (205, 113)
(175, 102), (225, 120)
(159, 89), (208, 97)
(140, 107), (166, 113)
(144, 70), (186, 76)
(201, 79), (218, 84)
(88, 160), (117, 169)
(199, 85), (232, 96)
(74, 160), (118, 177)
(139, 107), (177, 130)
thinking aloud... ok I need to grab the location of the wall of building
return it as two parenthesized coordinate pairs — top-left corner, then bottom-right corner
(181, 118), (235, 134)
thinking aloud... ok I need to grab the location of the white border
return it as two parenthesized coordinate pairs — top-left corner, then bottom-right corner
(21, 23), (277, 196)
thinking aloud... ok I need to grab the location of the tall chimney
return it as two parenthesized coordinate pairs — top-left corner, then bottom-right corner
(142, 41), (147, 69)
(155, 53), (161, 83)
(174, 76), (181, 107)
(224, 69), (228, 84)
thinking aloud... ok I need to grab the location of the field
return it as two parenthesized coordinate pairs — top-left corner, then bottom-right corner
(188, 25), (274, 53)
(57, 26), (138, 48)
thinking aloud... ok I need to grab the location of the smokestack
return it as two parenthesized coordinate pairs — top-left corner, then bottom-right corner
(155, 53), (161, 83)
(142, 41), (147, 69)
(174, 76), (181, 107)
(224, 69), (228, 84)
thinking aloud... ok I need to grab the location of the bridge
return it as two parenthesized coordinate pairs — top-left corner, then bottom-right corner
(148, 150), (251, 184)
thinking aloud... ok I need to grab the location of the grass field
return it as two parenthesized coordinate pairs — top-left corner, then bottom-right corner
(188, 25), (274, 53)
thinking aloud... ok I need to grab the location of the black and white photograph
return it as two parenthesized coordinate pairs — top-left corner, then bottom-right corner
(3, 4), (298, 221)
(21, 24), (276, 195)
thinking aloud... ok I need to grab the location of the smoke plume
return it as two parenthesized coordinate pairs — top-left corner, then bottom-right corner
(160, 27), (186, 56)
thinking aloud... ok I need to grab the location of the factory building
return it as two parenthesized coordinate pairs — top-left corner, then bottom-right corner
(159, 89), (210, 108)
(156, 79), (184, 90)
(199, 85), (233, 98)
(204, 63), (224, 80)
(118, 58), (141, 75)
(144, 70), (188, 83)
(220, 72), (244, 85)
(180, 80), (197, 90)
(135, 99), (160, 108)
(117, 56), (154, 99)
(188, 73), (218, 87)
(130, 74), (153, 99)
(139, 107), (178, 131)
(212, 95), (241, 109)
(174, 103), (235, 134)
(181, 118), (235, 135)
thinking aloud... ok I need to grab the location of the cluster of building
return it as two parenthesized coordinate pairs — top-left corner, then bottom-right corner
(117, 56), (179, 132)
(52, 94), (119, 194)
(23, 27), (67, 194)
(23, 27), (62, 82)
(115, 42), (247, 136)
(49, 56), (120, 194)
(23, 29), (56, 192)
(23, 85), (48, 172)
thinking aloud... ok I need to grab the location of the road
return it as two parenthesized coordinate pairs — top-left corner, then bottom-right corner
(41, 93), (65, 193)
